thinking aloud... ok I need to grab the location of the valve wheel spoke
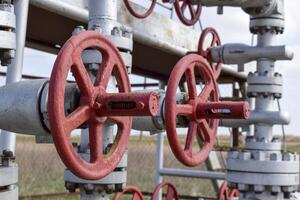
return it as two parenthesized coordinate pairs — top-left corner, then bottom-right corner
(188, 3), (196, 18)
(197, 119), (213, 143)
(95, 57), (115, 89)
(88, 120), (103, 163)
(72, 57), (94, 97)
(185, 66), (197, 99)
(184, 122), (197, 154)
(64, 105), (91, 135)
(199, 80), (214, 100)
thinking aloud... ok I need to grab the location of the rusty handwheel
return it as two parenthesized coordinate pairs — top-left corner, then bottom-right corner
(198, 27), (222, 79)
(113, 186), (144, 200)
(48, 31), (132, 180)
(151, 182), (179, 200)
(174, 0), (202, 26)
(124, 0), (157, 19)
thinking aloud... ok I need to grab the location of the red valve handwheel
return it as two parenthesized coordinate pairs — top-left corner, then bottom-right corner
(198, 27), (222, 79)
(124, 0), (157, 19)
(174, 0), (202, 26)
(151, 182), (179, 200)
(217, 181), (239, 200)
(113, 186), (144, 200)
(48, 31), (132, 180)
(165, 54), (219, 167)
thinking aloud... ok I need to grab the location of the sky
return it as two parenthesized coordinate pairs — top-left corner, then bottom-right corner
(1, 1), (299, 135)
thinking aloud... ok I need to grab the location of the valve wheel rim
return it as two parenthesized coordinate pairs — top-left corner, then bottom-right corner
(151, 182), (179, 200)
(198, 27), (222, 79)
(165, 54), (219, 167)
(123, 0), (157, 19)
(217, 181), (239, 200)
(218, 181), (230, 200)
(229, 189), (239, 199)
(174, 0), (202, 26)
(113, 186), (144, 200)
(48, 31), (132, 180)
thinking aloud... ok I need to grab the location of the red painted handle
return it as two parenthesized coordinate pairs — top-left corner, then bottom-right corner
(96, 92), (159, 117)
(197, 101), (250, 119)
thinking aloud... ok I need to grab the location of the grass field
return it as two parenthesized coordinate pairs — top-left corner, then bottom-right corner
(16, 134), (300, 200)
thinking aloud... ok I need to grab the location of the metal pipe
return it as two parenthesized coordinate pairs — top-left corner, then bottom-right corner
(155, 82), (166, 200)
(159, 168), (226, 180)
(0, 0), (29, 154)
(29, 0), (88, 23)
(220, 111), (290, 127)
(155, 133), (164, 200)
(193, 0), (272, 7)
(254, 32), (276, 142)
(29, 0), (247, 82)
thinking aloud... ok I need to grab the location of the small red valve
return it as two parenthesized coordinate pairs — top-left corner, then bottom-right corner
(174, 0), (202, 26)
(165, 54), (250, 167)
(198, 27), (222, 78)
(124, 0), (157, 19)
(217, 181), (239, 200)
(48, 31), (159, 180)
(113, 186), (144, 200)
(151, 182), (179, 200)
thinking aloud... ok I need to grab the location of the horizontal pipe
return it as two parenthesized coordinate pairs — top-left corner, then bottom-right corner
(192, 0), (272, 7)
(220, 111), (291, 127)
(159, 168), (226, 180)
(29, 0), (88, 23)
(29, 0), (247, 82)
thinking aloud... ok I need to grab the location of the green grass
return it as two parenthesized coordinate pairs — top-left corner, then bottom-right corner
(16, 135), (300, 199)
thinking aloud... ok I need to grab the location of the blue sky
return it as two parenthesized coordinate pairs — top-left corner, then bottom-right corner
(1, 1), (299, 135)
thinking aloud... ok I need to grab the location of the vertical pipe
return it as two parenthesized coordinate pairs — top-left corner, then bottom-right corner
(0, 0), (30, 154)
(155, 132), (164, 200)
(155, 82), (165, 200)
(79, 1), (118, 200)
(232, 83), (240, 148)
(254, 32), (276, 142)
(88, 0), (117, 36)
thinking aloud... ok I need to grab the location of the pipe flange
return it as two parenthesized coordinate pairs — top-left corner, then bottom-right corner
(64, 153), (128, 193)
(227, 150), (300, 193)
(242, 0), (277, 17)
(0, 2), (15, 66)
(247, 72), (283, 85)
(108, 25), (133, 52)
(245, 137), (282, 150)
(249, 0), (285, 34)
(227, 151), (299, 174)
(106, 25), (133, 73)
